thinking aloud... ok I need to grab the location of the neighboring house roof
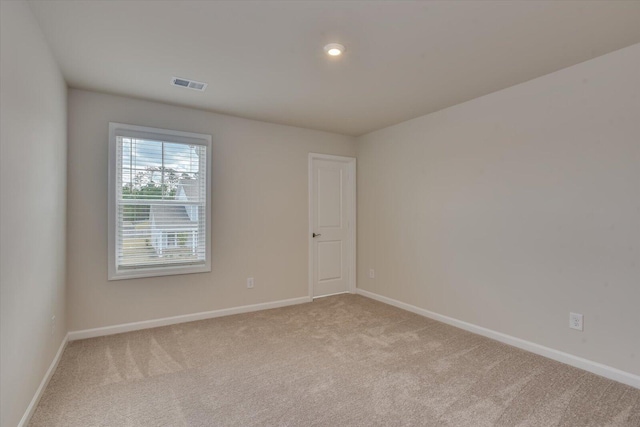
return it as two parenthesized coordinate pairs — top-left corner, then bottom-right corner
(177, 178), (200, 201)
(150, 205), (197, 230)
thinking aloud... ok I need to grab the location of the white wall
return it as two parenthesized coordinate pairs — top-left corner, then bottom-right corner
(0, 1), (68, 426)
(356, 43), (640, 376)
(67, 89), (355, 331)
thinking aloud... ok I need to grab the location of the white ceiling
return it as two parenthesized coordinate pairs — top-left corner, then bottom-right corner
(28, 1), (640, 136)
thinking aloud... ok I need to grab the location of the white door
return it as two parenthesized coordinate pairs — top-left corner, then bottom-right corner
(309, 154), (356, 298)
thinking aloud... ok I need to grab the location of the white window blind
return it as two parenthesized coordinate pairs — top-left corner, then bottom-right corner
(108, 123), (211, 280)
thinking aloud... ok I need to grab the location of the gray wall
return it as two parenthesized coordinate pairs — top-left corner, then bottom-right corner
(0, 1), (68, 426)
(356, 43), (640, 376)
(67, 89), (356, 331)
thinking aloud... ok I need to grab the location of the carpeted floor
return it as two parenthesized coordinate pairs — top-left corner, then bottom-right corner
(30, 294), (640, 426)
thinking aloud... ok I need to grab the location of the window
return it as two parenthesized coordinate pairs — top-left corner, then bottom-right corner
(108, 123), (211, 280)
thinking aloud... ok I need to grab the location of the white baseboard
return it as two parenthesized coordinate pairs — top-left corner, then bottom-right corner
(18, 333), (69, 427)
(68, 296), (312, 341)
(356, 288), (640, 389)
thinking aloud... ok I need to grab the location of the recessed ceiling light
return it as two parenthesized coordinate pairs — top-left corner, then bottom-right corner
(324, 43), (345, 57)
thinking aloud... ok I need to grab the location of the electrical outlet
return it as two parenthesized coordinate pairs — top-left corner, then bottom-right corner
(369, 269), (375, 279)
(247, 277), (254, 289)
(569, 312), (583, 331)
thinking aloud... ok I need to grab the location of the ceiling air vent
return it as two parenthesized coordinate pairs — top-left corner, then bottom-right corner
(171, 76), (208, 92)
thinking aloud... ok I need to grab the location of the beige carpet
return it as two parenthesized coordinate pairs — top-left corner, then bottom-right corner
(30, 294), (640, 426)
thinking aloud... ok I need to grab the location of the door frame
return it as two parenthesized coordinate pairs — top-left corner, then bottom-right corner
(308, 153), (357, 299)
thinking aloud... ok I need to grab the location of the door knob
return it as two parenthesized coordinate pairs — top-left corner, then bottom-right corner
(312, 233), (322, 238)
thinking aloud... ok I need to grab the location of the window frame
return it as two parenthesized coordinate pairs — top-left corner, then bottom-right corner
(108, 122), (212, 280)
